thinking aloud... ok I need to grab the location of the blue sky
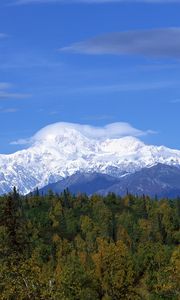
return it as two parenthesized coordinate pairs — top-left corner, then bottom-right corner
(1, 0), (180, 153)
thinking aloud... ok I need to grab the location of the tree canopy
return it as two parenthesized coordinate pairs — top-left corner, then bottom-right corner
(0, 189), (179, 299)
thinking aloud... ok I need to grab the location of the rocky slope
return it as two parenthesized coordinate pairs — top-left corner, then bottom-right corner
(40, 164), (180, 198)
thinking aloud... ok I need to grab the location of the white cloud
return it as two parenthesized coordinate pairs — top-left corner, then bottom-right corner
(11, 138), (29, 145)
(0, 33), (7, 39)
(171, 99), (180, 103)
(0, 82), (31, 100)
(11, 121), (154, 145)
(0, 107), (19, 113)
(0, 92), (31, 99)
(70, 80), (179, 94)
(0, 83), (11, 90)
(0, 53), (63, 70)
(9, 0), (180, 5)
(60, 28), (180, 59)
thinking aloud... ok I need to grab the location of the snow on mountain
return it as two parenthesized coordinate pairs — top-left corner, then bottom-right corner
(0, 122), (180, 194)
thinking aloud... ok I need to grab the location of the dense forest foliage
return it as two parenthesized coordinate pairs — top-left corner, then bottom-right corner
(0, 188), (179, 299)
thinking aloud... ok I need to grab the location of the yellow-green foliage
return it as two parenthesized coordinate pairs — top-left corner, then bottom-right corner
(0, 189), (179, 299)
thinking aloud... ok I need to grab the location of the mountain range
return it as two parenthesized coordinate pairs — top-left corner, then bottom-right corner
(39, 164), (180, 198)
(1, 122), (180, 196)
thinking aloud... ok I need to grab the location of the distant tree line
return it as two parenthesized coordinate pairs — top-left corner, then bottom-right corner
(0, 188), (179, 299)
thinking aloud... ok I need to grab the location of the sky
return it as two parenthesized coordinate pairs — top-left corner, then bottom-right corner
(1, 0), (180, 153)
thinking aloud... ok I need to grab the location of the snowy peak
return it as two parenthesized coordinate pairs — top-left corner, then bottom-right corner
(33, 123), (91, 145)
(0, 122), (180, 195)
(100, 136), (145, 154)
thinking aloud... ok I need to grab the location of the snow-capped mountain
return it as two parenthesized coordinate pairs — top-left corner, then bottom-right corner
(0, 122), (180, 195)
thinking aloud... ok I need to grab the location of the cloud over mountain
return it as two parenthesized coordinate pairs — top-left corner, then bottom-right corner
(11, 121), (151, 145)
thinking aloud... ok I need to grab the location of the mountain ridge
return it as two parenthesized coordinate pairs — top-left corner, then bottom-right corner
(39, 164), (180, 198)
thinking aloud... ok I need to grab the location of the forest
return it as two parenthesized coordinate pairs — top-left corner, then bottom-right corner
(0, 188), (179, 300)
